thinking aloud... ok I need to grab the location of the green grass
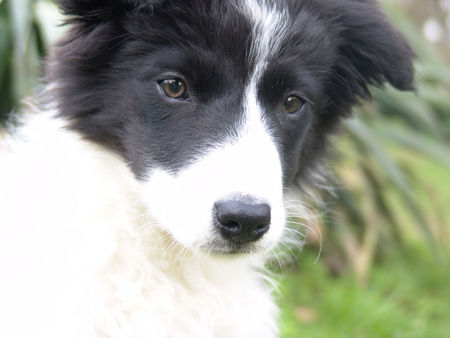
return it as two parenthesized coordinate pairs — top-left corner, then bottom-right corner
(278, 248), (450, 338)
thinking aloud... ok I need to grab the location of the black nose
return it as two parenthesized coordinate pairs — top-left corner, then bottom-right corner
(214, 199), (271, 244)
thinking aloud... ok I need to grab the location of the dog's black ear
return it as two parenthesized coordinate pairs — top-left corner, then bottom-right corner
(331, 0), (415, 102)
(56, 0), (164, 20)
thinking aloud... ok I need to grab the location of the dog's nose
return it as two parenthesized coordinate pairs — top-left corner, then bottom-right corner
(214, 199), (271, 244)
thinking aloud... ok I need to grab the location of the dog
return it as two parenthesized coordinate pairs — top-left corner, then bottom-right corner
(0, 0), (414, 337)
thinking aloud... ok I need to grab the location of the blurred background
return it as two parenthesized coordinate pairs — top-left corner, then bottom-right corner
(0, 0), (449, 337)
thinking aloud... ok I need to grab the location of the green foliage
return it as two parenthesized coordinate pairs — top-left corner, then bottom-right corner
(279, 249), (450, 338)
(311, 3), (450, 281)
(0, 0), (46, 125)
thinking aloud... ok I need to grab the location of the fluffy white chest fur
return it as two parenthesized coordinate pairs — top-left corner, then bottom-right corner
(0, 111), (278, 338)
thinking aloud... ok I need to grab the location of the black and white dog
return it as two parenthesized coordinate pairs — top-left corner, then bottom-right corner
(0, 0), (414, 337)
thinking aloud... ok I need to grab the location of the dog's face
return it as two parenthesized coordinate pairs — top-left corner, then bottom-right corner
(53, 0), (414, 255)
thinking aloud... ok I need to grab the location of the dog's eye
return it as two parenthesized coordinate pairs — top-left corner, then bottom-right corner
(281, 95), (305, 114)
(159, 79), (188, 99)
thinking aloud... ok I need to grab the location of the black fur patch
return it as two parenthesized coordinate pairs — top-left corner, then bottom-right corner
(49, 0), (414, 184)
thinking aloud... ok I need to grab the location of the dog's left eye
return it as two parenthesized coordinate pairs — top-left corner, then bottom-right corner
(281, 95), (305, 114)
(159, 78), (188, 100)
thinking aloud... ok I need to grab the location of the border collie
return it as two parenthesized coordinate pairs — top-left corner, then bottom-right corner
(0, 0), (414, 337)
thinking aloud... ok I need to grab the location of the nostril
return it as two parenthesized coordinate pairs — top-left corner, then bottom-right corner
(254, 224), (269, 235)
(214, 198), (271, 244)
(221, 220), (241, 234)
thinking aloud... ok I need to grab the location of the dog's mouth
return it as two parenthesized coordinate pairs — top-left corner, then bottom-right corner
(198, 234), (272, 256)
(202, 244), (261, 256)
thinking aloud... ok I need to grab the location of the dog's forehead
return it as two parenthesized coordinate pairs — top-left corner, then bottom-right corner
(145, 0), (294, 79)
(236, 0), (289, 67)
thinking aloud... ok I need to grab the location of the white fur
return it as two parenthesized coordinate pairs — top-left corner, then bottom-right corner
(0, 109), (279, 338)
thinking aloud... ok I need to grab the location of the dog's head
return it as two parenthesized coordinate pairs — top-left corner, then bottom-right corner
(52, 0), (414, 255)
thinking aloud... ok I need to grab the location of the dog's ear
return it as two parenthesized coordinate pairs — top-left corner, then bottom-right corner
(56, 0), (165, 20)
(331, 0), (415, 103)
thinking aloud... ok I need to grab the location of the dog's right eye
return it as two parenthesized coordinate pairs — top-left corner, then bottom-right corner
(159, 79), (188, 100)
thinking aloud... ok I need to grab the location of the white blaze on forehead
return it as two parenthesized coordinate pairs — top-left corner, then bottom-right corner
(234, 0), (289, 133)
(237, 0), (289, 74)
